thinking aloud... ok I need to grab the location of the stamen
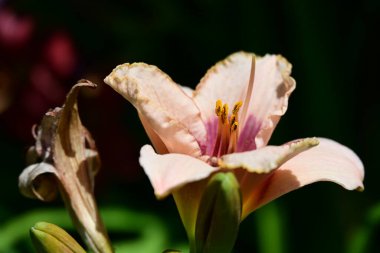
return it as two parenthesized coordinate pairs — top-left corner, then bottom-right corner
(212, 116), (222, 156)
(230, 101), (242, 133)
(232, 101), (242, 115)
(212, 100), (226, 156)
(230, 114), (236, 127)
(212, 100), (241, 156)
(215, 99), (223, 116)
(228, 122), (238, 153)
(221, 103), (229, 124)
(230, 121), (238, 132)
(220, 121), (230, 155)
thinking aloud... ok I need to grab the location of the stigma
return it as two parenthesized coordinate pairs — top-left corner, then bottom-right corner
(213, 100), (242, 157)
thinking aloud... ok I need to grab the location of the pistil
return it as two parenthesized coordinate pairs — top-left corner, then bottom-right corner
(240, 56), (256, 127)
(212, 55), (255, 157)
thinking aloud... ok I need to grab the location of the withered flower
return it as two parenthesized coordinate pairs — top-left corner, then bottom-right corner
(19, 80), (113, 253)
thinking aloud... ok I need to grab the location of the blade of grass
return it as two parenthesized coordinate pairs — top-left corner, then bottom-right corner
(347, 202), (380, 253)
(254, 202), (287, 253)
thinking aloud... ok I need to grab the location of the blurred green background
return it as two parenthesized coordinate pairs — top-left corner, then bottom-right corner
(0, 0), (379, 252)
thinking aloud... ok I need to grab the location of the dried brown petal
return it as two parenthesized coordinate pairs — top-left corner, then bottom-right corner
(18, 162), (58, 201)
(19, 80), (113, 253)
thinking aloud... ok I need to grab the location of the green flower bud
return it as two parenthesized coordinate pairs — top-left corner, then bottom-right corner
(194, 172), (242, 253)
(30, 222), (86, 253)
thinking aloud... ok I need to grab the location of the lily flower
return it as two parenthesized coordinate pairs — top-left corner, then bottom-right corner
(19, 80), (113, 253)
(104, 52), (364, 244)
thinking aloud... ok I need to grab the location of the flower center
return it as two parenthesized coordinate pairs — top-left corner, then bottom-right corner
(212, 99), (242, 157)
(210, 55), (256, 158)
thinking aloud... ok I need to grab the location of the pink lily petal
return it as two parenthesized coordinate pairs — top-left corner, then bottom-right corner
(192, 52), (295, 153)
(219, 138), (319, 173)
(238, 55), (295, 151)
(250, 138), (364, 213)
(194, 52), (253, 123)
(219, 138), (319, 218)
(139, 145), (218, 198)
(180, 85), (195, 98)
(138, 113), (169, 154)
(234, 170), (273, 219)
(193, 52), (257, 155)
(104, 63), (206, 157)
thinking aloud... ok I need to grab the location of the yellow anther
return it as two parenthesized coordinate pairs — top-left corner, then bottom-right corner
(230, 121), (239, 132)
(232, 101), (243, 115)
(230, 114), (236, 126)
(215, 100), (223, 116)
(221, 103), (229, 124)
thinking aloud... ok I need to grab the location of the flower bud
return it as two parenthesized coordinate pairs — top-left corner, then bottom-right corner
(194, 172), (241, 253)
(30, 222), (86, 253)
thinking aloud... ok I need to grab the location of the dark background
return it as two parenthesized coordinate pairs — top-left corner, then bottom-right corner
(0, 0), (379, 252)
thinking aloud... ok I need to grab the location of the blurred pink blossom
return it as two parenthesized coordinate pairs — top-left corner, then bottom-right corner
(44, 32), (77, 77)
(0, 8), (33, 48)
